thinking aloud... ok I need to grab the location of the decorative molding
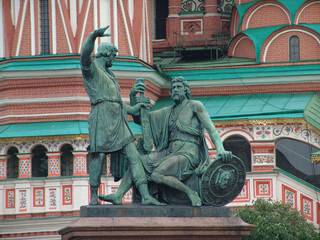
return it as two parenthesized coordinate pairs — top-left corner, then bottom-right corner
(19, 190), (27, 212)
(282, 185), (297, 209)
(232, 179), (250, 202)
(62, 185), (72, 205)
(273, 124), (320, 148)
(253, 154), (275, 165)
(0, 137), (89, 154)
(33, 187), (45, 207)
(0, 159), (6, 178)
(49, 188), (57, 209)
(301, 194), (313, 221)
(253, 179), (273, 198)
(6, 189), (15, 209)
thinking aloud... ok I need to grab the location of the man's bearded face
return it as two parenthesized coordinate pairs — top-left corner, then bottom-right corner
(99, 51), (117, 68)
(171, 82), (186, 104)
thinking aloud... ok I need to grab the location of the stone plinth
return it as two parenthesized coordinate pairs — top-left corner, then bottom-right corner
(59, 204), (254, 240)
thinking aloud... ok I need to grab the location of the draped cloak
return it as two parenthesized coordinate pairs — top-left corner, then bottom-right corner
(142, 101), (210, 180)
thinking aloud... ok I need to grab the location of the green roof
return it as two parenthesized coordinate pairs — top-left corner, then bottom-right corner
(0, 121), (142, 139)
(0, 93), (318, 139)
(152, 93), (319, 123)
(241, 25), (287, 62)
(232, 24), (320, 63)
(0, 56), (155, 72)
(235, 0), (308, 33)
(165, 63), (320, 81)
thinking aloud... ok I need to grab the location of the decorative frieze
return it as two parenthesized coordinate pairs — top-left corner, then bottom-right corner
(301, 194), (313, 221)
(47, 152), (61, 177)
(49, 188), (57, 210)
(73, 151), (88, 176)
(0, 156), (6, 179)
(19, 190), (27, 212)
(62, 185), (72, 205)
(6, 189), (15, 209)
(253, 154), (275, 165)
(253, 179), (273, 198)
(282, 185), (297, 209)
(33, 187), (45, 207)
(232, 179), (250, 203)
(274, 125), (320, 148)
(17, 154), (31, 178)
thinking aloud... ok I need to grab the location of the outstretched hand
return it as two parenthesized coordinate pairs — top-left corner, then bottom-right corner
(93, 26), (111, 38)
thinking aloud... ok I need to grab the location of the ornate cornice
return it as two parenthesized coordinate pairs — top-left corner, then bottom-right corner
(0, 134), (89, 144)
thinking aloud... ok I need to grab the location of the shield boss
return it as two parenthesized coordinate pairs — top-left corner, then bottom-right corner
(200, 155), (246, 207)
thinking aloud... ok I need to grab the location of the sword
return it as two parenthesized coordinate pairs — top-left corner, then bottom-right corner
(135, 79), (153, 151)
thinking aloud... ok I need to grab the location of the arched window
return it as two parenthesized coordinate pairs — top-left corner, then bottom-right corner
(7, 147), (19, 179)
(223, 136), (251, 172)
(289, 36), (300, 61)
(61, 144), (74, 176)
(32, 145), (48, 177)
(276, 138), (320, 188)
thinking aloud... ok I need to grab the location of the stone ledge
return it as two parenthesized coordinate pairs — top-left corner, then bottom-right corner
(59, 216), (254, 240)
(80, 204), (231, 217)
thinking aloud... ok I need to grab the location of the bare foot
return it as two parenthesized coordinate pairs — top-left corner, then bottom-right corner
(98, 194), (123, 205)
(142, 197), (166, 206)
(189, 191), (202, 207)
(89, 196), (101, 205)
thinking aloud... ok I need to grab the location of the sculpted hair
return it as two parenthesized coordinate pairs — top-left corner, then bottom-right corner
(169, 76), (191, 99)
(96, 42), (118, 58)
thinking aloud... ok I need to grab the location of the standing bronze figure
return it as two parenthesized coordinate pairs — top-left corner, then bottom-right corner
(81, 26), (162, 206)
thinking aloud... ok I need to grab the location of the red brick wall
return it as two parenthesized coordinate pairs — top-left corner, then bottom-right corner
(262, 29), (320, 62)
(245, 4), (290, 29)
(228, 34), (256, 59)
(296, 2), (320, 24)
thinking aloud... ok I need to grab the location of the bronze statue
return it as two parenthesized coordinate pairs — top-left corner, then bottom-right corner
(80, 26), (162, 206)
(99, 77), (235, 206)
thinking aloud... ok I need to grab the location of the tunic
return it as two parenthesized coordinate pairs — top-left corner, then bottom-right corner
(81, 60), (135, 153)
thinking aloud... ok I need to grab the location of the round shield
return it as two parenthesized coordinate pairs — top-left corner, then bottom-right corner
(200, 155), (246, 207)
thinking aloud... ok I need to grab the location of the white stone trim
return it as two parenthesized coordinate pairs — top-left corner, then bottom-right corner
(15, 0), (28, 56)
(57, 0), (73, 53)
(30, 0), (36, 55)
(119, 0), (134, 56)
(77, 0), (91, 53)
(51, 0), (57, 54)
(113, 0), (118, 48)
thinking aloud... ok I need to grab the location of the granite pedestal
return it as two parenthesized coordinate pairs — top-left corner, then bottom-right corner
(59, 204), (254, 240)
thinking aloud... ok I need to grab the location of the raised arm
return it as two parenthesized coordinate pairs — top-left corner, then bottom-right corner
(193, 101), (232, 161)
(80, 26), (111, 66)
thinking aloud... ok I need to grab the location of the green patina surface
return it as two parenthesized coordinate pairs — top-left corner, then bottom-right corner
(165, 63), (320, 81)
(235, 0), (308, 33)
(152, 92), (317, 121)
(0, 121), (142, 138)
(0, 93), (318, 139)
(0, 56), (154, 72)
(237, 24), (320, 62)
